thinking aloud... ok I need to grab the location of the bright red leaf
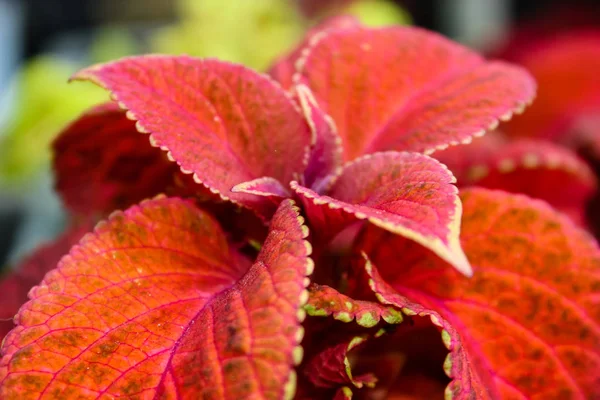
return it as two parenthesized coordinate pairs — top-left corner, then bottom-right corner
(293, 151), (472, 276)
(357, 188), (600, 399)
(53, 102), (178, 216)
(72, 57), (312, 220)
(294, 26), (536, 160)
(0, 197), (312, 399)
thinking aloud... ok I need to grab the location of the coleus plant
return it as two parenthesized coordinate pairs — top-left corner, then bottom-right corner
(1, 18), (599, 399)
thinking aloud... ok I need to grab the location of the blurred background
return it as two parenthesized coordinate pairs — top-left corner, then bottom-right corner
(0, 0), (599, 270)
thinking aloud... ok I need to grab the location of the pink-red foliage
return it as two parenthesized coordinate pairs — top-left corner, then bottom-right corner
(1, 20), (598, 400)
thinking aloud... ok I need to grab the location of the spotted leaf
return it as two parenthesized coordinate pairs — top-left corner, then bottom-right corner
(305, 284), (402, 327)
(0, 198), (312, 399)
(357, 188), (600, 399)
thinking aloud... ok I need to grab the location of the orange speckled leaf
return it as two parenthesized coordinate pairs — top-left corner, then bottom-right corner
(0, 222), (94, 342)
(72, 56), (312, 220)
(53, 102), (178, 215)
(358, 188), (600, 399)
(295, 26), (536, 160)
(292, 151), (472, 276)
(305, 284), (402, 327)
(0, 197), (312, 399)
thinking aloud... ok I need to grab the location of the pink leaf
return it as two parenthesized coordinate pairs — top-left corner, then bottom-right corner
(295, 84), (343, 191)
(0, 197), (312, 399)
(53, 102), (178, 215)
(292, 151), (472, 276)
(231, 176), (290, 200)
(357, 188), (600, 399)
(72, 56), (312, 220)
(295, 26), (537, 160)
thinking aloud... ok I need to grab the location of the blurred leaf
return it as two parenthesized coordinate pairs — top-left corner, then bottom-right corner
(344, 0), (411, 27)
(151, 0), (307, 71)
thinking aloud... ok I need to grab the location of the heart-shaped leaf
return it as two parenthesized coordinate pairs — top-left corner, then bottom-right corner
(0, 222), (94, 342)
(292, 151), (472, 276)
(0, 197), (312, 399)
(357, 188), (600, 399)
(295, 26), (537, 160)
(72, 56), (312, 220)
(53, 102), (178, 215)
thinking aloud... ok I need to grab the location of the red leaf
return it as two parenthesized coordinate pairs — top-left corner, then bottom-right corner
(0, 197), (312, 399)
(432, 130), (508, 185)
(72, 56), (312, 220)
(468, 140), (596, 225)
(231, 176), (291, 205)
(438, 138), (597, 226)
(501, 31), (600, 141)
(53, 102), (178, 215)
(305, 332), (377, 390)
(305, 284), (402, 328)
(0, 222), (94, 342)
(295, 26), (536, 161)
(357, 188), (600, 399)
(333, 386), (353, 400)
(292, 151), (472, 276)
